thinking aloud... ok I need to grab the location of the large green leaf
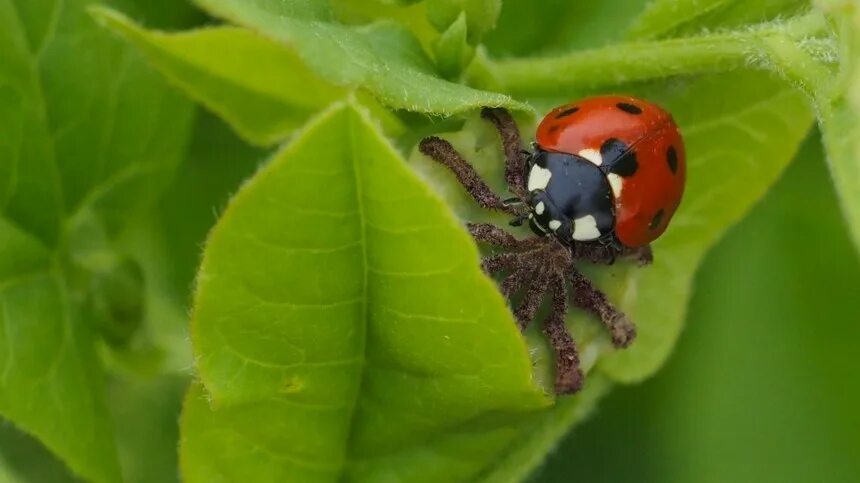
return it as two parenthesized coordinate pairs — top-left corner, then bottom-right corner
(1, 0), (194, 245)
(0, 0), (195, 480)
(94, 9), (404, 146)
(35, 2), (194, 239)
(93, 9), (345, 146)
(181, 102), (549, 482)
(192, 0), (530, 115)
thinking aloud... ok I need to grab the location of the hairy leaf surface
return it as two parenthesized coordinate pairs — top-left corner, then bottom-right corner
(182, 103), (549, 482)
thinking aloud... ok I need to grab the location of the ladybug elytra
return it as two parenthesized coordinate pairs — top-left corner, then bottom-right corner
(526, 95), (685, 249)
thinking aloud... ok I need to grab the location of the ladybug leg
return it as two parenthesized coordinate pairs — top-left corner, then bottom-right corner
(419, 136), (517, 214)
(480, 107), (529, 199)
(569, 269), (637, 348)
(544, 272), (584, 394)
(467, 222), (542, 250)
(500, 266), (535, 299)
(513, 267), (553, 332)
(480, 252), (523, 275)
(571, 241), (619, 265)
(621, 244), (653, 266)
(481, 250), (540, 275)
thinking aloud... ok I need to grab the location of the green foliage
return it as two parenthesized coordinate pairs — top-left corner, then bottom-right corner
(1, 0), (859, 482)
(0, 0), (193, 481)
(182, 103), (548, 480)
(92, 9), (347, 146)
(191, 0), (529, 114)
(425, 0), (502, 44)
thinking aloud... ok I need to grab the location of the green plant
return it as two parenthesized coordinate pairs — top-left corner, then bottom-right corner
(0, 0), (858, 482)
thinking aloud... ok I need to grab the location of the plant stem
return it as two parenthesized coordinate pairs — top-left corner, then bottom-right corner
(470, 11), (835, 97)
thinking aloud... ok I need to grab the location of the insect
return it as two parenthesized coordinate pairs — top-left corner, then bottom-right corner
(419, 95), (686, 394)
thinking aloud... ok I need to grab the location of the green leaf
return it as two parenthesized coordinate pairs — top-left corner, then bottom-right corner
(425, 0), (502, 45)
(182, 102), (549, 482)
(0, 224), (121, 483)
(433, 12), (474, 79)
(93, 8), (347, 146)
(2, 0), (195, 244)
(192, 0), (530, 115)
(37, 5), (194, 239)
(815, 0), (860, 253)
(0, 0), (195, 479)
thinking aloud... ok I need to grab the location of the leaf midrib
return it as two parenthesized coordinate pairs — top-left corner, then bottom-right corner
(339, 108), (369, 479)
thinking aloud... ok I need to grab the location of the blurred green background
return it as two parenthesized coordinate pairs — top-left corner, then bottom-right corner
(537, 133), (860, 482)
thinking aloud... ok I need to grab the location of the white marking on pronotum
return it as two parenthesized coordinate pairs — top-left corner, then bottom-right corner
(578, 148), (603, 166)
(535, 201), (545, 215)
(527, 165), (552, 192)
(572, 215), (601, 241)
(607, 173), (623, 197)
(548, 220), (562, 231)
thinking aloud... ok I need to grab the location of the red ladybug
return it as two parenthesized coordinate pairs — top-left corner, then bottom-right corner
(527, 95), (685, 248)
(418, 96), (685, 394)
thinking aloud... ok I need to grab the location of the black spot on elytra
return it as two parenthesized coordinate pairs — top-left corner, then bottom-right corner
(667, 145), (678, 173)
(600, 138), (638, 177)
(616, 102), (643, 114)
(649, 209), (664, 230)
(555, 106), (579, 119)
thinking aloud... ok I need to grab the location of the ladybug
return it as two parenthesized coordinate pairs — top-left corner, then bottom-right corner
(527, 95), (685, 249)
(418, 96), (686, 395)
